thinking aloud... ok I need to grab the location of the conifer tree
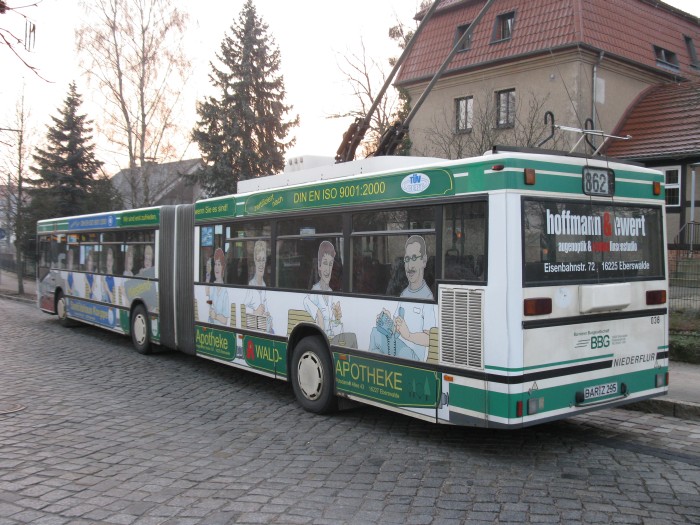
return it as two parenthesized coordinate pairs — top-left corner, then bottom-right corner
(28, 82), (116, 219)
(192, 0), (298, 197)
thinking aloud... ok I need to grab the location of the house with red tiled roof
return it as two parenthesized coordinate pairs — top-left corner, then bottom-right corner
(604, 81), (700, 245)
(395, 0), (700, 243)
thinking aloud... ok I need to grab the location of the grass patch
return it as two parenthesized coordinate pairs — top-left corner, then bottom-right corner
(670, 310), (700, 332)
(670, 311), (700, 363)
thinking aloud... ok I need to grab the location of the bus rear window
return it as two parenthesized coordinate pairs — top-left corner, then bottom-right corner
(522, 198), (665, 285)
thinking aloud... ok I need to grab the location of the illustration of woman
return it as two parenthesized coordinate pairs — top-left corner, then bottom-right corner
(311, 240), (336, 292)
(204, 257), (213, 283)
(138, 245), (155, 277)
(66, 249), (74, 295)
(206, 247), (230, 325)
(123, 246), (135, 276)
(85, 250), (96, 299)
(102, 248), (116, 303)
(304, 241), (343, 338)
(244, 240), (272, 332)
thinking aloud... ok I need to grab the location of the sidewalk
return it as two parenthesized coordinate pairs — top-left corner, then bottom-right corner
(1, 270), (699, 420)
(0, 269), (36, 302)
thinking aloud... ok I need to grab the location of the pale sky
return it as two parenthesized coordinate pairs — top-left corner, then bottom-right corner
(1, 0), (699, 176)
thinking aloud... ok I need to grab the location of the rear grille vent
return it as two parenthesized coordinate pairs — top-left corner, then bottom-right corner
(439, 287), (484, 369)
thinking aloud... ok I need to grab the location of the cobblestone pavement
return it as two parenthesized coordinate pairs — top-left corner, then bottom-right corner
(1, 299), (699, 525)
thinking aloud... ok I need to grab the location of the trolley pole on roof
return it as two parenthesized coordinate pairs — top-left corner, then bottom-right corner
(334, 0), (442, 163)
(372, 0), (497, 157)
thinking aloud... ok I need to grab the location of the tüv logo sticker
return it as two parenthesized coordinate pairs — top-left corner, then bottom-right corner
(401, 173), (431, 194)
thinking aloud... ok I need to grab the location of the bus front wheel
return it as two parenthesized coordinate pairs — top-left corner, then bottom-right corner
(291, 336), (337, 414)
(131, 304), (152, 355)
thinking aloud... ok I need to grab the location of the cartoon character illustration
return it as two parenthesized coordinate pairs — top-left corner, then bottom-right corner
(85, 249), (96, 299)
(102, 247), (116, 303)
(204, 257), (213, 283)
(123, 246), (135, 276)
(303, 241), (343, 339)
(369, 235), (436, 361)
(66, 249), (75, 295)
(243, 240), (273, 332)
(206, 247), (230, 326)
(138, 245), (155, 278)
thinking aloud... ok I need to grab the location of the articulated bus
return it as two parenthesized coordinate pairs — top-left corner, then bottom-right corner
(37, 148), (669, 428)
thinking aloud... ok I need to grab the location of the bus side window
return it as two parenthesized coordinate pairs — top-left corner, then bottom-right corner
(54, 235), (67, 269)
(38, 237), (50, 269)
(82, 246), (97, 273)
(443, 201), (487, 282)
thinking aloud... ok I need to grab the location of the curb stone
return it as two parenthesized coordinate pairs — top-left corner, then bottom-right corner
(622, 397), (700, 421)
(0, 293), (35, 305)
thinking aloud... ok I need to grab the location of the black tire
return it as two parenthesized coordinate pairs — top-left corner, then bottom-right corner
(291, 336), (337, 414)
(56, 292), (72, 327)
(130, 304), (152, 355)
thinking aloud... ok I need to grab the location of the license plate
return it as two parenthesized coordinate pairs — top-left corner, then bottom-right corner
(584, 382), (618, 400)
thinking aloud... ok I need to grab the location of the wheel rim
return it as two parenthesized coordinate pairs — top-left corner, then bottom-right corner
(297, 351), (324, 401)
(57, 297), (66, 320)
(133, 314), (147, 346)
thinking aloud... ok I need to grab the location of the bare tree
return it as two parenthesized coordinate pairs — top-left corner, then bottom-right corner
(0, 90), (34, 294)
(331, 39), (400, 158)
(76, 0), (191, 207)
(415, 89), (565, 159)
(0, 0), (49, 80)
(333, 2), (425, 160)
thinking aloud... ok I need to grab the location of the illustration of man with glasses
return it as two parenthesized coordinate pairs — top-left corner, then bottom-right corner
(369, 235), (436, 361)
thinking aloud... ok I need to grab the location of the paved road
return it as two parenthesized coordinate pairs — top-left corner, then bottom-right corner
(1, 299), (699, 525)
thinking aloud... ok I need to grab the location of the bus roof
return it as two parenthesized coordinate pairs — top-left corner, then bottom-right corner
(194, 151), (664, 223)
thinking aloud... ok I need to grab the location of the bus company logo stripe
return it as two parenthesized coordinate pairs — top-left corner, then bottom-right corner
(241, 169), (454, 216)
(121, 209), (160, 227)
(68, 213), (119, 231)
(401, 173), (431, 194)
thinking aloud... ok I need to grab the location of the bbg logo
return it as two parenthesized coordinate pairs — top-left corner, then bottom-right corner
(401, 173), (430, 194)
(590, 335), (610, 349)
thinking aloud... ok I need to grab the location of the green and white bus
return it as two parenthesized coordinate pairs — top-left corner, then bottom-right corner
(37, 148), (669, 428)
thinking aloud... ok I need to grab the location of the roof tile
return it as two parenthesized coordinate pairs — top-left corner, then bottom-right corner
(605, 82), (700, 159)
(397, 0), (700, 85)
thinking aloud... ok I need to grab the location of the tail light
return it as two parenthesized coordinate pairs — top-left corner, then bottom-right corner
(646, 290), (666, 305)
(524, 298), (552, 316)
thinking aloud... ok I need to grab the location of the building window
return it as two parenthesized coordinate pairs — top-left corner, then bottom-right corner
(653, 45), (679, 70)
(665, 167), (680, 207)
(496, 89), (515, 128)
(660, 166), (681, 207)
(685, 36), (699, 69)
(455, 23), (471, 51)
(493, 12), (515, 42)
(455, 96), (473, 133)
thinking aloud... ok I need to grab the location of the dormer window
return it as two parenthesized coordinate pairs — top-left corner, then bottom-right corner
(653, 45), (679, 70)
(492, 12), (515, 42)
(455, 23), (472, 51)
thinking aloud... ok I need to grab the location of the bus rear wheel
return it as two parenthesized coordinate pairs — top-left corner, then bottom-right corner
(291, 336), (337, 414)
(131, 304), (152, 355)
(56, 292), (72, 327)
